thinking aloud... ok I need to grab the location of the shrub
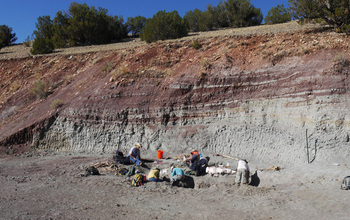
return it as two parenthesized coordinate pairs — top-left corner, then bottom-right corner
(31, 37), (54, 55)
(30, 80), (48, 99)
(333, 53), (350, 73)
(192, 40), (202, 50)
(50, 99), (63, 109)
(103, 62), (114, 73)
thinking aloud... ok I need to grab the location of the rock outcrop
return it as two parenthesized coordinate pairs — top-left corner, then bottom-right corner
(1, 27), (350, 166)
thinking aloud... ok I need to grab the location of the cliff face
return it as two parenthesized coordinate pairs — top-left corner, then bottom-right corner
(1, 28), (350, 166)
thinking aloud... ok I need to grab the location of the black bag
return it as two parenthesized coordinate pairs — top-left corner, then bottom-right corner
(117, 168), (129, 176)
(85, 166), (100, 176)
(341, 176), (350, 190)
(113, 150), (130, 165)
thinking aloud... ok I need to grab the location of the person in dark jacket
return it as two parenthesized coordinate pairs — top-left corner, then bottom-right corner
(183, 150), (200, 171)
(198, 156), (210, 175)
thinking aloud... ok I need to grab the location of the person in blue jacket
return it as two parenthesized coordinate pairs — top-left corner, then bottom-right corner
(170, 166), (185, 183)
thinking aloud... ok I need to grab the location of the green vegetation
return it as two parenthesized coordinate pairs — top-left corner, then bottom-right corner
(30, 80), (48, 99)
(288, 0), (350, 33)
(27, 0), (350, 54)
(184, 9), (214, 32)
(103, 62), (114, 73)
(265, 4), (291, 24)
(223, 0), (263, 27)
(125, 16), (147, 37)
(184, 0), (263, 32)
(333, 52), (350, 73)
(31, 2), (127, 54)
(31, 37), (54, 55)
(50, 99), (63, 109)
(191, 40), (202, 49)
(0, 25), (17, 49)
(140, 11), (187, 43)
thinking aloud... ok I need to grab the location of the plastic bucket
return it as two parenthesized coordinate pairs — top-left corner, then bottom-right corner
(157, 150), (164, 159)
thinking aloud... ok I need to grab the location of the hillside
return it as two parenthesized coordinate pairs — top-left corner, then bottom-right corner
(1, 21), (350, 166)
(1, 21), (350, 220)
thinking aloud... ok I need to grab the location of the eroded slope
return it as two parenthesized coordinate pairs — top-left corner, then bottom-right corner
(1, 27), (350, 166)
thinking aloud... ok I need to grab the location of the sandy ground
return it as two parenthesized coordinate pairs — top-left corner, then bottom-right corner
(0, 151), (349, 220)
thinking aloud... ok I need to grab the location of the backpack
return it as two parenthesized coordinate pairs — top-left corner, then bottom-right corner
(113, 151), (130, 165)
(131, 174), (143, 187)
(85, 166), (100, 176)
(117, 168), (129, 176)
(126, 165), (136, 177)
(341, 176), (350, 190)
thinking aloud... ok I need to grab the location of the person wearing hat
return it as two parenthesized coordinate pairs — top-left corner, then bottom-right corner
(235, 159), (250, 185)
(128, 143), (143, 166)
(183, 150), (200, 175)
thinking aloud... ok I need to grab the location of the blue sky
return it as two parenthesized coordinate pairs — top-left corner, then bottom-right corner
(0, 0), (289, 43)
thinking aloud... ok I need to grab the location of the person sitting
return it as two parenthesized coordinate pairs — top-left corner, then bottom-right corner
(128, 143), (143, 166)
(235, 159), (250, 186)
(170, 166), (185, 185)
(198, 156), (210, 176)
(147, 168), (162, 182)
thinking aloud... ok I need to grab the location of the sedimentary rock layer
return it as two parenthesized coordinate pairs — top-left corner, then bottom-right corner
(1, 29), (350, 166)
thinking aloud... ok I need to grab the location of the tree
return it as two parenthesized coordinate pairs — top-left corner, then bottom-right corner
(206, 1), (230, 28)
(184, 9), (213, 32)
(0, 25), (17, 48)
(52, 11), (70, 48)
(31, 2), (127, 52)
(126, 16), (147, 36)
(265, 4), (292, 24)
(288, 0), (350, 32)
(288, 0), (322, 20)
(33, 16), (53, 39)
(320, 0), (350, 31)
(64, 2), (127, 46)
(224, 0), (263, 27)
(140, 11), (187, 43)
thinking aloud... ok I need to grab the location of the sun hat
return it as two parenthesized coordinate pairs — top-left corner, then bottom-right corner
(135, 143), (142, 148)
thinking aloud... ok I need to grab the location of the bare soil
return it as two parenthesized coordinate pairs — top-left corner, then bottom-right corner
(1, 152), (349, 220)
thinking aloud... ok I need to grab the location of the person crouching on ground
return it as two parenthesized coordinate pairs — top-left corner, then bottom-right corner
(147, 168), (162, 182)
(198, 156), (210, 176)
(129, 143), (143, 166)
(183, 150), (200, 174)
(235, 159), (250, 186)
(170, 166), (185, 184)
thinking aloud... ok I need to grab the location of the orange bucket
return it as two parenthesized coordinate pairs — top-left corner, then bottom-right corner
(157, 150), (164, 159)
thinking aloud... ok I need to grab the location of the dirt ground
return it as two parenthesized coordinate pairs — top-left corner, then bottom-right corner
(0, 151), (349, 220)
(0, 21), (324, 60)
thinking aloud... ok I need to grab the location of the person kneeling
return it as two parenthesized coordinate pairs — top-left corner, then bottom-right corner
(147, 168), (162, 182)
